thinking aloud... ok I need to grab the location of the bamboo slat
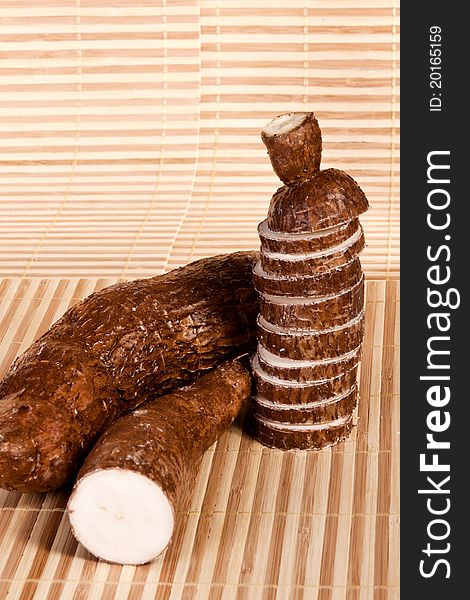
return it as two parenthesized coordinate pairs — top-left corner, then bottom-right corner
(0, 277), (400, 600)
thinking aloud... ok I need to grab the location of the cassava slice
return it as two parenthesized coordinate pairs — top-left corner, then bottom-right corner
(252, 385), (357, 425)
(259, 276), (364, 330)
(251, 412), (354, 451)
(257, 312), (365, 360)
(256, 344), (361, 383)
(267, 168), (369, 234)
(252, 355), (359, 405)
(258, 218), (359, 254)
(0, 251), (259, 493)
(259, 225), (365, 276)
(261, 112), (322, 185)
(253, 257), (363, 298)
(68, 360), (250, 565)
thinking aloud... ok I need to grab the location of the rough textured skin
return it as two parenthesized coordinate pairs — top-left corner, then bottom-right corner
(253, 359), (359, 405)
(258, 218), (359, 254)
(259, 277), (364, 331)
(252, 386), (357, 425)
(0, 252), (259, 493)
(261, 112), (322, 185)
(253, 258), (363, 298)
(257, 314), (364, 360)
(69, 361), (251, 527)
(267, 169), (369, 234)
(252, 112), (367, 450)
(250, 413), (354, 451)
(255, 348), (361, 383)
(259, 227), (365, 276)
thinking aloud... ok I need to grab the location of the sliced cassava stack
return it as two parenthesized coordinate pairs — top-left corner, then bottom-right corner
(0, 252), (259, 493)
(251, 111), (369, 450)
(68, 360), (250, 565)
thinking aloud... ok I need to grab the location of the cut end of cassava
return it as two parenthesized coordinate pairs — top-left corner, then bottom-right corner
(68, 469), (174, 565)
(261, 112), (322, 185)
(262, 113), (307, 137)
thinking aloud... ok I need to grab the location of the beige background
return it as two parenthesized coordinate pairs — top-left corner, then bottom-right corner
(0, 1), (399, 599)
(0, 0), (399, 280)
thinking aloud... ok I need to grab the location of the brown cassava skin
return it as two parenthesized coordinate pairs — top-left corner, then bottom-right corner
(250, 413), (354, 451)
(257, 314), (364, 361)
(267, 168), (369, 234)
(69, 361), (251, 533)
(255, 347), (361, 383)
(257, 218), (359, 254)
(261, 112), (322, 185)
(252, 358), (359, 405)
(0, 252), (259, 493)
(252, 112), (367, 449)
(252, 386), (357, 425)
(259, 277), (364, 331)
(259, 227), (365, 276)
(253, 258), (363, 298)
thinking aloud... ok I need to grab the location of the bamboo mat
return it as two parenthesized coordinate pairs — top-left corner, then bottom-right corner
(0, 0), (399, 280)
(0, 277), (399, 600)
(1, 1), (400, 597)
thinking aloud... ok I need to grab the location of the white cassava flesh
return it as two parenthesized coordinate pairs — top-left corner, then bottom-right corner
(262, 112), (307, 137)
(68, 469), (174, 565)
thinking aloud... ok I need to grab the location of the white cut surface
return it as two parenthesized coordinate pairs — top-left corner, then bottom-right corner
(254, 384), (356, 410)
(256, 412), (351, 431)
(258, 219), (347, 240)
(261, 275), (363, 305)
(68, 469), (174, 565)
(262, 112), (307, 137)
(261, 225), (362, 261)
(257, 344), (360, 368)
(258, 310), (364, 336)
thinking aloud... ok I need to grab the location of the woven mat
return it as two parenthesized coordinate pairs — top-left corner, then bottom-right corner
(0, 0), (399, 280)
(0, 278), (399, 600)
(1, 1), (400, 597)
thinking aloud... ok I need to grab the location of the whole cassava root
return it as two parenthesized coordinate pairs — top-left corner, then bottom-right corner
(68, 360), (250, 565)
(0, 252), (259, 493)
